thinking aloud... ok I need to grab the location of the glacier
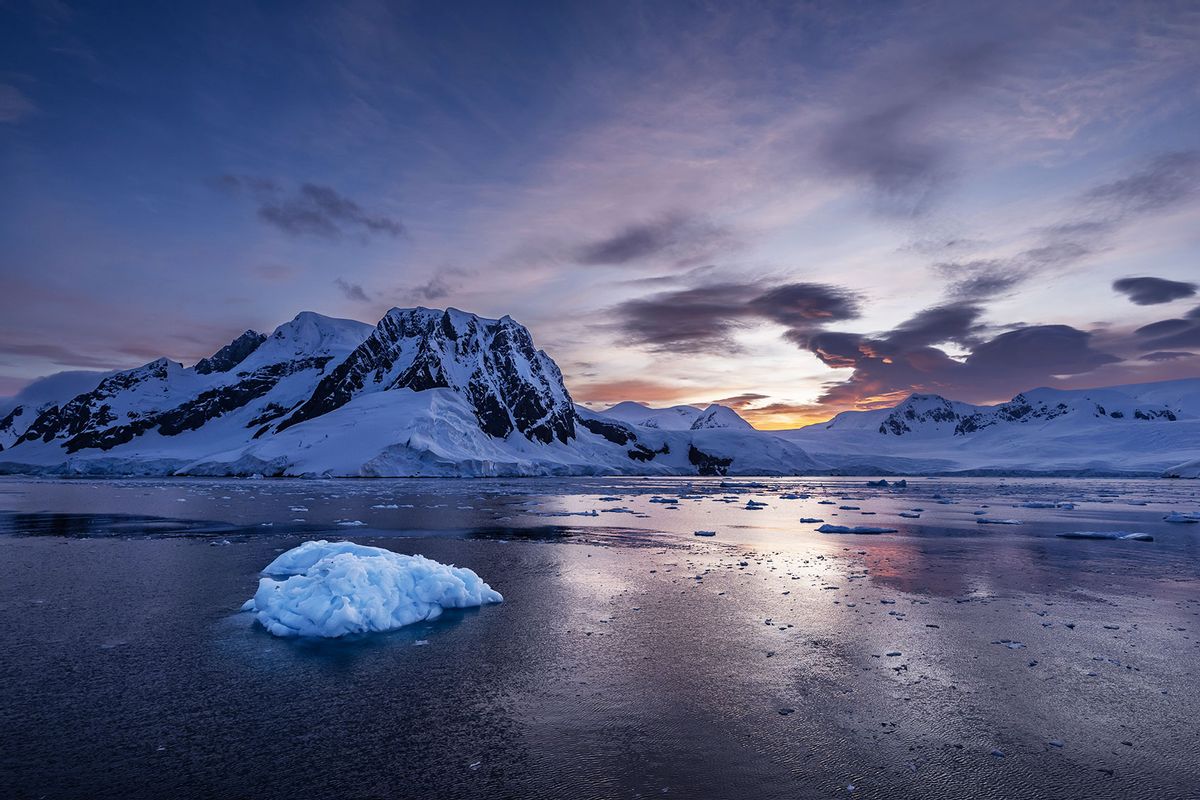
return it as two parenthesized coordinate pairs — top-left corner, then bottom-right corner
(244, 540), (503, 638)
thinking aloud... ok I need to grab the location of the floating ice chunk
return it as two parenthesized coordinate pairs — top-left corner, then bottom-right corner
(245, 540), (502, 638)
(693, 530), (717, 537)
(799, 517), (825, 523)
(898, 512), (921, 519)
(1163, 511), (1200, 523)
(1058, 531), (1153, 542)
(1018, 501), (1056, 509)
(817, 524), (898, 534)
(976, 518), (1021, 525)
(336, 519), (366, 527)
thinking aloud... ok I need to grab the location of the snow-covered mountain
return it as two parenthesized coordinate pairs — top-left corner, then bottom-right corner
(0, 308), (818, 477)
(0, 370), (118, 450)
(599, 401), (753, 431)
(4, 306), (1196, 478)
(600, 401), (702, 430)
(776, 378), (1200, 476)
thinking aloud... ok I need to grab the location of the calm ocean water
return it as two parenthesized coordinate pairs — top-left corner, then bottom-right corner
(1, 475), (1197, 799)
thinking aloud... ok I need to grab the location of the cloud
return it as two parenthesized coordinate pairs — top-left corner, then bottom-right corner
(710, 393), (769, 410)
(1083, 151), (1200, 216)
(929, 152), (1198, 303)
(1134, 314), (1200, 350)
(1113, 276), (1197, 306)
(937, 241), (1093, 300)
(800, 302), (1122, 408)
(413, 275), (452, 301)
(1141, 350), (1195, 362)
(571, 378), (698, 406)
(0, 82), (36, 123)
(614, 280), (861, 353)
(574, 213), (733, 267)
(216, 176), (404, 240)
(408, 267), (473, 302)
(0, 343), (122, 370)
(334, 278), (371, 303)
(819, 41), (1006, 217)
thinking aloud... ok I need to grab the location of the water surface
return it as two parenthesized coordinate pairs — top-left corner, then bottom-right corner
(1, 476), (1197, 799)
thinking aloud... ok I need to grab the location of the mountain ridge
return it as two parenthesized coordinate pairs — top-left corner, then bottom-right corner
(0, 307), (816, 477)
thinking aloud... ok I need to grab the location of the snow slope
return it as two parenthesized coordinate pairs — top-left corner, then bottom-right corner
(600, 401), (704, 430)
(599, 401), (753, 431)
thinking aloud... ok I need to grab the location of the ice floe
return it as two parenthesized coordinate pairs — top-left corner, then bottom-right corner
(243, 540), (502, 638)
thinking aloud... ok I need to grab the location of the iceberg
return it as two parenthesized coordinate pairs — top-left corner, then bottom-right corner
(244, 540), (503, 638)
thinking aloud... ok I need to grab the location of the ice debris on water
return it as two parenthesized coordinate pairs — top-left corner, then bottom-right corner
(1057, 531), (1153, 542)
(242, 540), (502, 638)
(817, 524), (898, 534)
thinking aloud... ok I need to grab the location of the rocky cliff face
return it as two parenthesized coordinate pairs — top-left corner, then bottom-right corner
(277, 307), (576, 444)
(194, 330), (267, 374)
(10, 314), (372, 454)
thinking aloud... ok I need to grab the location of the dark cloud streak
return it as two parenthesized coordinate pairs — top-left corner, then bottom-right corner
(216, 176), (404, 241)
(1113, 276), (1197, 306)
(614, 280), (861, 353)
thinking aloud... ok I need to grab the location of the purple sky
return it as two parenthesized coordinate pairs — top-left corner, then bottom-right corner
(2, 1), (1198, 427)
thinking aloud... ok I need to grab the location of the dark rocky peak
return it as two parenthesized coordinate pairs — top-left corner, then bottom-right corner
(878, 394), (959, 435)
(195, 330), (267, 374)
(278, 307), (576, 443)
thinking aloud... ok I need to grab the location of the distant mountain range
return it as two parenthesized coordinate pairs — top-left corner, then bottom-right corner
(774, 380), (1200, 477)
(1, 307), (1196, 477)
(0, 308), (814, 477)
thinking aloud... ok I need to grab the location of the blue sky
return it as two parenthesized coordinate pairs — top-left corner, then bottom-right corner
(2, 0), (1198, 426)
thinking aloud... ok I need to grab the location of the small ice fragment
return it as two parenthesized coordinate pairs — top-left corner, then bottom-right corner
(1057, 531), (1153, 542)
